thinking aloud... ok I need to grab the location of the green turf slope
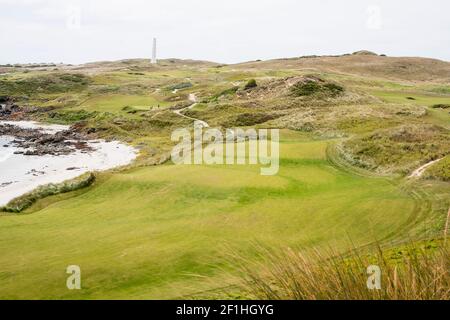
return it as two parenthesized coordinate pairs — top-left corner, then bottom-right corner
(0, 131), (426, 299)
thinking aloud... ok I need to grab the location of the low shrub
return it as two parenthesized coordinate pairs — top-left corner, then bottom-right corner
(206, 87), (239, 103)
(47, 110), (98, 123)
(291, 78), (344, 98)
(432, 104), (450, 109)
(223, 112), (277, 127)
(244, 79), (257, 90)
(168, 82), (193, 91)
(323, 83), (345, 96)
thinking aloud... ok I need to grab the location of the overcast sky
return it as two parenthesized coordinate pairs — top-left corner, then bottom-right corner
(0, 0), (449, 65)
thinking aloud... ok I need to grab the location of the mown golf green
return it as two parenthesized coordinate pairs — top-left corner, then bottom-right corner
(79, 94), (171, 113)
(371, 90), (450, 107)
(0, 130), (422, 299)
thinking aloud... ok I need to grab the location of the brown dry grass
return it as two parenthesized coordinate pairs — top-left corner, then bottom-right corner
(236, 55), (450, 82)
(233, 241), (449, 300)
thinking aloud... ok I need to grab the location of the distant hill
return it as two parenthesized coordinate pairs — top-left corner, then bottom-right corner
(5, 53), (448, 82)
(235, 54), (450, 82)
(352, 50), (379, 56)
(65, 58), (219, 74)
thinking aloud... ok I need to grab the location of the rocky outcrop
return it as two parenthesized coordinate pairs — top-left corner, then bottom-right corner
(0, 98), (19, 116)
(0, 124), (92, 156)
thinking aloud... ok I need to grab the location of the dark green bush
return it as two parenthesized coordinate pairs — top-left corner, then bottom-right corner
(323, 83), (344, 96)
(244, 79), (257, 90)
(432, 104), (450, 109)
(291, 79), (344, 98)
(291, 81), (322, 96)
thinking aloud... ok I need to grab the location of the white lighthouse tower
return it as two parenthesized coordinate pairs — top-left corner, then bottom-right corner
(151, 38), (157, 64)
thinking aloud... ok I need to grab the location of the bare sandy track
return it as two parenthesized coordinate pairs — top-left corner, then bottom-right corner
(173, 94), (209, 128)
(408, 158), (444, 178)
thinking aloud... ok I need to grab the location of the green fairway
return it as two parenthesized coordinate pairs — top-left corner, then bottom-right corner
(0, 131), (422, 299)
(79, 94), (171, 113)
(371, 90), (450, 128)
(371, 90), (450, 107)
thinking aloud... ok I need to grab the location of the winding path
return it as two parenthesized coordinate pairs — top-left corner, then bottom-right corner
(408, 158), (444, 179)
(173, 94), (209, 128)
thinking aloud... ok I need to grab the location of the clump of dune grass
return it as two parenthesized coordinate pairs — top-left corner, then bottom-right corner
(234, 242), (449, 300)
(290, 76), (344, 98)
(1, 173), (95, 213)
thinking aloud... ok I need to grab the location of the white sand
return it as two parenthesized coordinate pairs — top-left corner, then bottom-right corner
(0, 121), (137, 207)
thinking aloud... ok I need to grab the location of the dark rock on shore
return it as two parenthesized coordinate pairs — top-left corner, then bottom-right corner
(0, 97), (60, 121)
(0, 123), (93, 156)
(0, 98), (20, 117)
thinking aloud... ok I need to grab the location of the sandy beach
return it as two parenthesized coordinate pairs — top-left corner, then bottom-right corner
(0, 121), (137, 207)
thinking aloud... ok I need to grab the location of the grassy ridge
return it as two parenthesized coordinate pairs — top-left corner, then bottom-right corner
(1, 173), (96, 213)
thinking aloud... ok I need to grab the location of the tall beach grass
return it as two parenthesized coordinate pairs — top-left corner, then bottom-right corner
(233, 239), (449, 300)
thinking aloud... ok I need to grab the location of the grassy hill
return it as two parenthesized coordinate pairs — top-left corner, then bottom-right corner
(0, 53), (449, 299)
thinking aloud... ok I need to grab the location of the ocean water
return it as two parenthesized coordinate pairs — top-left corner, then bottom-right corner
(0, 122), (137, 207)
